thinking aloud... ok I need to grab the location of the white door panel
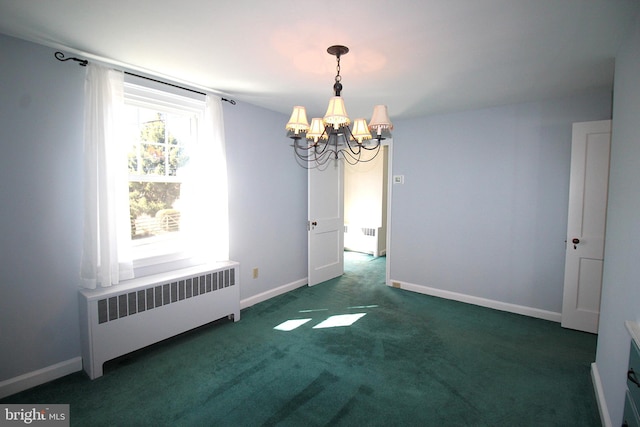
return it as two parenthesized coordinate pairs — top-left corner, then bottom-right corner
(308, 160), (344, 286)
(561, 120), (611, 333)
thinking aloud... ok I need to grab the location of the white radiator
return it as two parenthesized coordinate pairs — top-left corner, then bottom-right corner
(344, 224), (385, 257)
(78, 261), (240, 379)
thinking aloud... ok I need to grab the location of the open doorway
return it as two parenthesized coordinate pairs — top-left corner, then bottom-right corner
(344, 145), (389, 272)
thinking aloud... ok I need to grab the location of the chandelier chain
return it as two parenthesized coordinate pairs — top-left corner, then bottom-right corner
(335, 55), (342, 83)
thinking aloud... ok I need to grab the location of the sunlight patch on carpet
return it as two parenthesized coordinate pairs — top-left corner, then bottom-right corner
(274, 318), (313, 331)
(313, 313), (367, 329)
(277, 308), (372, 331)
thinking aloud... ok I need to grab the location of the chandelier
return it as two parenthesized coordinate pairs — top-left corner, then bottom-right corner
(285, 45), (393, 167)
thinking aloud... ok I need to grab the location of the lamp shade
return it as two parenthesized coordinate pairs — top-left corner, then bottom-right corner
(307, 118), (328, 142)
(286, 106), (310, 134)
(368, 105), (393, 135)
(324, 96), (350, 129)
(350, 118), (372, 143)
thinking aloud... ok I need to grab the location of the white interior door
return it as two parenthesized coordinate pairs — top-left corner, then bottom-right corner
(308, 159), (344, 286)
(561, 120), (611, 333)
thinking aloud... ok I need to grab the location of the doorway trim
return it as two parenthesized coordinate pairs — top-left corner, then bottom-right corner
(383, 138), (393, 287)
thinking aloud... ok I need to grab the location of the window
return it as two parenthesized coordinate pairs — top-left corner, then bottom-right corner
(81, 65), (228, 289)
(124, 82), (204, 264)
(121, 77), (228, 274)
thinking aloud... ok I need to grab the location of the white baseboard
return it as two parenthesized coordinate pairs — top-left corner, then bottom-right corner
(0, 357), (82, 400)
(591, 362), (612, 427)
(240, 278), (307, 310)
(390, 280), (562, 323)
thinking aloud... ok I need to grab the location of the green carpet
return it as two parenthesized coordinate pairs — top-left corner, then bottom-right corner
(2, 252), (600, 426)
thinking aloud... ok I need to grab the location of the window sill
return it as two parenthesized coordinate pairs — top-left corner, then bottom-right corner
(133, 254), (211, 278)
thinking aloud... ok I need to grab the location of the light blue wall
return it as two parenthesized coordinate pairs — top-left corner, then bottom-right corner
(389, 91), (612, 314)
(595, 14), (640, 426)
(0, 34), (85, 381)
(0, 33), (307, 382)
(225, 101), (307, 300)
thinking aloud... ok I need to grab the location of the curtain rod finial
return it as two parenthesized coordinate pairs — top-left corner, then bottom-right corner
(55, 51), (88, 67)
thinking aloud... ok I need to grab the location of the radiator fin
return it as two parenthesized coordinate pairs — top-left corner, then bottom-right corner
(97, 268), (236, 324)
(362, 227), (376, 236)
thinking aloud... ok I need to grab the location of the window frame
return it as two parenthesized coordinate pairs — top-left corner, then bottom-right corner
(123, 78), (208, 274)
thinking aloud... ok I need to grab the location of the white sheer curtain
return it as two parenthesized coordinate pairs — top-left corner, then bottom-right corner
(180, 94), (230, 262)
(80, 64), (134, 289)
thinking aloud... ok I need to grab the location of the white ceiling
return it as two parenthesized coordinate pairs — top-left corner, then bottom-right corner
(1, 0), (638, 121)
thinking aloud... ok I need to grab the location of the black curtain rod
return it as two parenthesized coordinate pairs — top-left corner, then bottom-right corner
(54, 51), (236, 105)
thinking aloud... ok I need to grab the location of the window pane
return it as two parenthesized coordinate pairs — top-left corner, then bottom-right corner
(126, 106), (191, 242)
(129, 182), (181, 239)
(139, 142), (166, 175)
(126, 108), (191, 178)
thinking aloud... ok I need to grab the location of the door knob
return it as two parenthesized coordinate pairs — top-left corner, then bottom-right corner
(312, 221), (317, 226)
(572, 238), (580, 249)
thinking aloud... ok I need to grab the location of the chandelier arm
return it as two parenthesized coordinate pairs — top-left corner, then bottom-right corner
(294, 143), (335, 169)
(351, 143), (382, 163)
(308, 139), (334, 164)
(325, 129), (344, 160)
(361, 145), (381, 151)
(340, 144), (364, 162)
(294, 150), (327, 170)
(322, 124), (331, 140)
(344, 124), (378, 155)
(336, 126), (363, 155)
(360, 136), (384, 151)
(294, 150), (313, 169)
(313, 139), (332, 158)
(294, 147), (311, 160)
(343, 143), (362, 157)
(292, 138), (312, 151)
(339, 149), (362, 165)
(293, 137), (325, 164)
(294, 143), (318, 157)
(294, 149), (312, 165)
(313, 150), (333, 167)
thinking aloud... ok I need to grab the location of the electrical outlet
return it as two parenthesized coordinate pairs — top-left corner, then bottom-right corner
(252, 268), (259, 279)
